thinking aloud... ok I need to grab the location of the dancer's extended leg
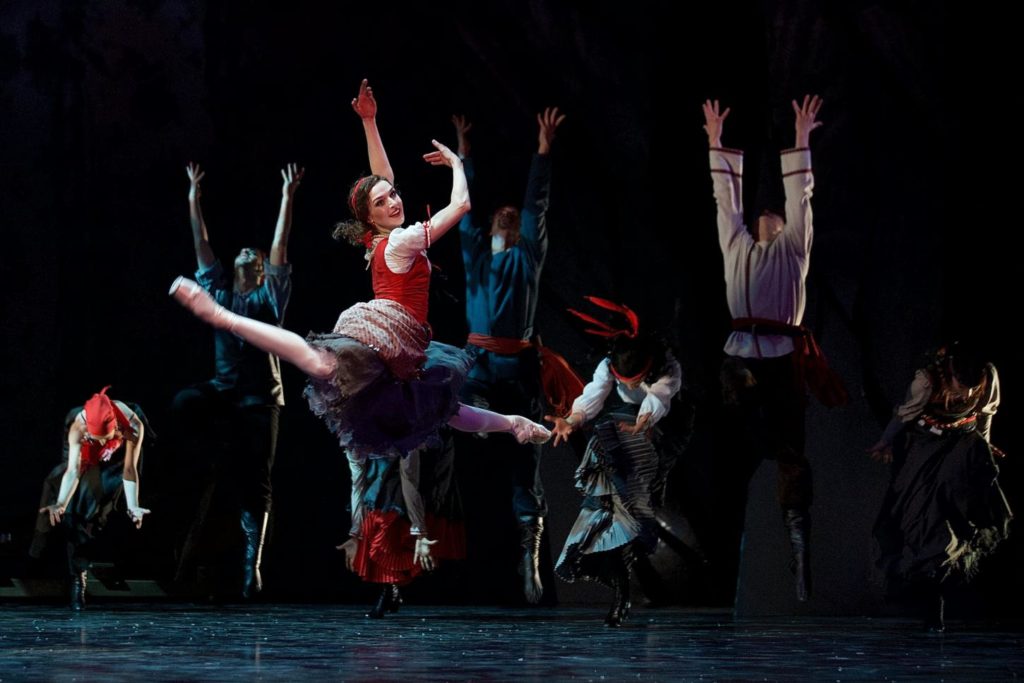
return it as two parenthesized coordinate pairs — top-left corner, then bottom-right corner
(170, 277), (335, 379)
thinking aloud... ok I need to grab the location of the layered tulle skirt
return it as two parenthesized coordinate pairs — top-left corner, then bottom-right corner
(304, 300), (472, 460)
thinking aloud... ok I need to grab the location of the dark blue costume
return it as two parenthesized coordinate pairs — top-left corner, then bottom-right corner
(459, 152), (552, 600)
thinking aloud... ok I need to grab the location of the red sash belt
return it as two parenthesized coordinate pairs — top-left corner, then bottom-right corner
(467, 333), (584, 415)
(731, 317), (848, 407)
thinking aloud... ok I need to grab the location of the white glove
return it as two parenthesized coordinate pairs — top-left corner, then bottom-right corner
(122, 480), (150, 528)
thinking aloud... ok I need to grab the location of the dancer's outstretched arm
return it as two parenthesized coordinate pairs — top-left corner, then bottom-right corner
(518, 107), (564, 266)
(702, 100), (750, 255)
(778, 94), (822, 258)
(452, 114), (485, 272)
(38, 420), (84, 527)
(421, 140), (471, 243)
(269, 163), (304, 266)
(352, 79), (394, 183)
(545, 358), (615, 447)
(186, 162), (216, 269)
(116, 402), (149, 528)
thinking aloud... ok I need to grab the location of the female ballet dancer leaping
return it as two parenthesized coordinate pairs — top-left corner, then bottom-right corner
(169, 145), (550, 457)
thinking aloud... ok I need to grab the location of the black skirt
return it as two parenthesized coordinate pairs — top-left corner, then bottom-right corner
(873, 425), (1012, 591)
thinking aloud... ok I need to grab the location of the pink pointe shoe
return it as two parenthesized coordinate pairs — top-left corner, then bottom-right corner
(169, 276), (235, 329)
(510, 416), (552, 445)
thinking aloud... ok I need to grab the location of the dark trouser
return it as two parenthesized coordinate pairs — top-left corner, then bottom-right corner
(168, 385), (278, 591)
(719, 353), (810, 509)
(718, 352), (814, 600)
(461, 349), (546, 519)
(170, 384), (280, 514)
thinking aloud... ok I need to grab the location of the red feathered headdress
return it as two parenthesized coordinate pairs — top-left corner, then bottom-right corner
(566, 296), (640, 339)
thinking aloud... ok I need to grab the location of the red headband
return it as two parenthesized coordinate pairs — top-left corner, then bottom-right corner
(609, 357), (653, 385)
(349, 176), (376, 219)
(566, 296), (640, 339)
(84, 385), (116, 437)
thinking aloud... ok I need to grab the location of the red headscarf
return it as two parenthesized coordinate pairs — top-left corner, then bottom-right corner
(84, 386), (117, 437)
(609, 357), (654, 385)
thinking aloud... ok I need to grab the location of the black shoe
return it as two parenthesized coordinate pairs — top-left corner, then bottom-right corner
(69, 571), (87, 611)
(367, 584), (402, 619)
(517, 516), (545, 605)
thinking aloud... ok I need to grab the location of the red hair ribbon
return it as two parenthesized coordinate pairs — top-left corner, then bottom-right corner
(566, 296), (640, 339)
(349, 176), (375, 217)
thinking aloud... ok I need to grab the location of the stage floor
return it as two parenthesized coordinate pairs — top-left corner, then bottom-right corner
(1, 604), (1022, 681)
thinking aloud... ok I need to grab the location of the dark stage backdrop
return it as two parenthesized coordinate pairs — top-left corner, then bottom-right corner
(1, 1), (1019, 614)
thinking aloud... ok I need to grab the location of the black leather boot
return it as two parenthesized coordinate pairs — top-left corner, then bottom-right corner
(604, 554), (631, 627)
(783, 508), (811, 602)
(925, 592), (946, 632)
(367, 583), (402, 619)
(240, 510), (269, 599)
(70, 571), (87, 611)
(517, 516), (545, 605)
(604, 577), (631, 627)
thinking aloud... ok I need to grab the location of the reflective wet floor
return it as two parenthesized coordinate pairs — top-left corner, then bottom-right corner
(1, 604), (1022, 681)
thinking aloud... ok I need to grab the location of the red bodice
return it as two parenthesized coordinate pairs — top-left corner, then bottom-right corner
(370, 238), (432, 324)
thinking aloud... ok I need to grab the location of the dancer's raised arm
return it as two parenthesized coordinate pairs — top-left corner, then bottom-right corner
(421, 139), (470, 243)
(352, 79), (394, 183)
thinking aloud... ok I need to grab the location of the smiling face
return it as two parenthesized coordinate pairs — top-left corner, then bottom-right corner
(367, 180), (405, 233)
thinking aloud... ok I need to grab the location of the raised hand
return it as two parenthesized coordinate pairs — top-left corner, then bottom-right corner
(281, 163), (305, 199)
(792, 94), (823, 148)
(422, 139), (461, 168)
(451, 114), (473, 157)
(701, 99), (731, 148)
(537, 106), (566, 155)
(351, 78), (378, 119)
(186, 162), (205, 201)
